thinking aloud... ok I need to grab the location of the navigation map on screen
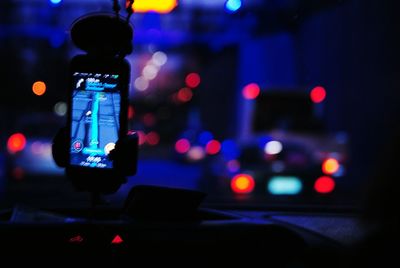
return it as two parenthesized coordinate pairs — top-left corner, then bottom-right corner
(70, 72), (120, 169)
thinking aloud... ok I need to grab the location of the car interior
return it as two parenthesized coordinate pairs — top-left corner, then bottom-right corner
(0, 0), (399, 264)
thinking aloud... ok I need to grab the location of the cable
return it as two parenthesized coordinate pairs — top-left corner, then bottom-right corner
(126, 0), (135, 22)
(112, 0), (121, 18)
(112, 1), (134, 23)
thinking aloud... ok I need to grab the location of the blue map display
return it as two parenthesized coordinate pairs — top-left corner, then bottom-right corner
(70, 72), (120, 169)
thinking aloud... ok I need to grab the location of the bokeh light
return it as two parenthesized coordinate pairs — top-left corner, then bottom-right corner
(322, 158), (340, 175)
(152, 51), (168, 66)
(132, 0), (177, 14)
(199, 131), (214, 146)
(225, 0), (242, 13)
(134, 77), (149, 91)
(206, 140), (221, 155)
(227, 159), (241, 173)
(137, 131), (146, 146)
(187, 146), (206, 161)
(146, 131), (160, 146)
(175, 139), (191, 154)
(185, 73), (201, 88)
(7, 133), (27, 154)
(242, 83), (260, 99)
(31, 141), (44, 155)
(314, 176), (336, 194)
(142, 64), (159, 80)
(310, 86), (326, 103)
(221, 139), (240, 159)
(264, 141), (283, 155)
(53, 101), (67, 116)
(128, 106), (135, 120)
(32, 81), (46, 96)
(268, 176), (303, 195)
(177, 88), (193, 102)
(50, 0), (62, 5)
(231, 174), (255, 194)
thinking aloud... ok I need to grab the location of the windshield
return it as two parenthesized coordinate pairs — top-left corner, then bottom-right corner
(1, 0), (398, 211)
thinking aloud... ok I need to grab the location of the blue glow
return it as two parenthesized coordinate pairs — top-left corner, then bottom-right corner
(143, 12), (162, 29)
(50, 32), (65, 48)
(180, 130), (196, 143)
(225, 0), (242, 13)
(82, 148), (104, 155)
(90, 92), (100, 150)
(50, 0), (62, 5)
(267, 176), (303, 195)
(258, 136), (273, 149)
(221, 139), (240, 160)
(199, 131), (214, 146)
(332, 166), (346, 177)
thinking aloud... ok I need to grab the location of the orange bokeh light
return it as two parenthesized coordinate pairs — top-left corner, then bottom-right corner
(322, 158), (340, 175)
(32, 81), (46, 96)
(130, 0), (177, 14)
(231, 174), (255, 194)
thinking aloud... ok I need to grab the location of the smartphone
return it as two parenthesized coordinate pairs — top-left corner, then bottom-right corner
(67, 55), (129, 178)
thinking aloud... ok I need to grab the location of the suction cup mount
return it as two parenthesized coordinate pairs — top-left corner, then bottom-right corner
(71, 13), (133, 57)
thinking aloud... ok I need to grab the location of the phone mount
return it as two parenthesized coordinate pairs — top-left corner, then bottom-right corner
(52, 128), (138, 194)
(51, 12), (137, 194)
(52, 9), (207, 217)
(71, 13), (133, 57)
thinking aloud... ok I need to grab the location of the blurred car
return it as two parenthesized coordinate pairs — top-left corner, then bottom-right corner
(5, 112), (64, 180)
(212, 131), (347, 197)
(173, 91), (349, 200)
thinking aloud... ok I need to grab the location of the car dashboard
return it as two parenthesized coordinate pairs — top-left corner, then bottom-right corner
(0, 205), (365, 265)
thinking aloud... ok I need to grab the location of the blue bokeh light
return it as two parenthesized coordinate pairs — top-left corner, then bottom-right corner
(50, 0), (62, 5)
(50, 32), (66, 48)
(225, 0), (242, 13)
(268, 176), (303, 195)
(221, 139), (240, 160)
(199, 131), (214, 146)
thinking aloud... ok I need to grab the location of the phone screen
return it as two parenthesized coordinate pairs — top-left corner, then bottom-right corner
(70, 72), (121, 169)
